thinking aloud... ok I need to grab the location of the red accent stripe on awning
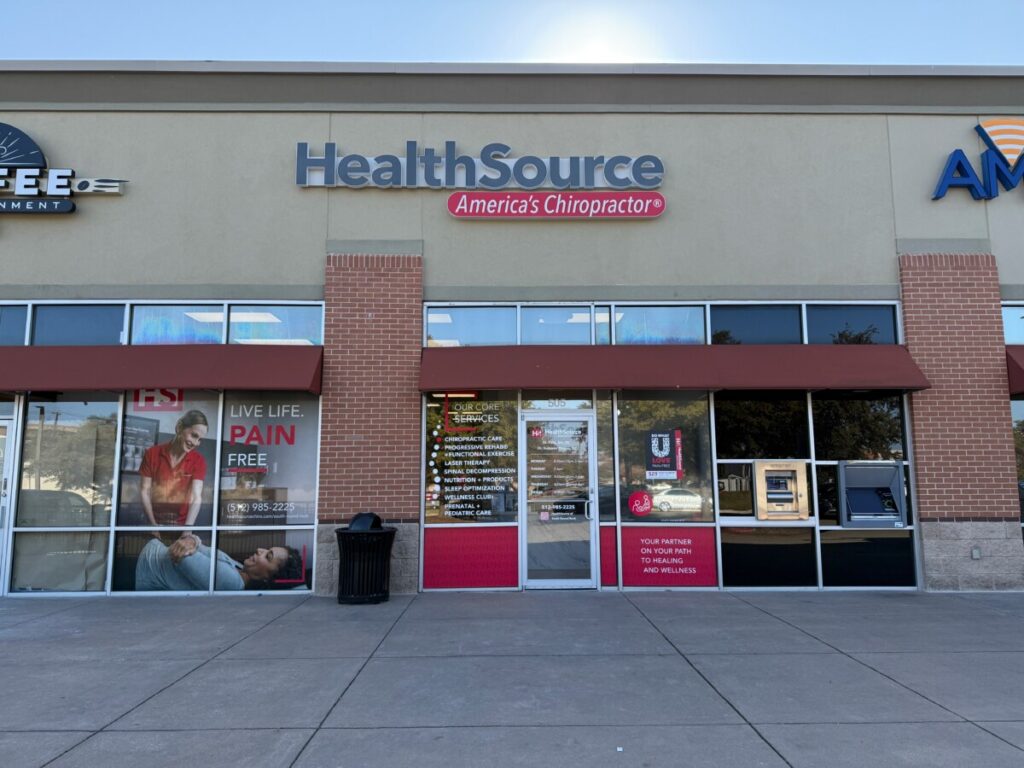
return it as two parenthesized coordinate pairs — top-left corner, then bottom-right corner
(0, 344), (323, 394)
(1007, 346), (1024, 395)
(420, 344), (930, 392)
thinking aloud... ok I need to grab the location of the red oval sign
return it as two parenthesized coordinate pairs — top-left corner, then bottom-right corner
(628, 490), (653, 517)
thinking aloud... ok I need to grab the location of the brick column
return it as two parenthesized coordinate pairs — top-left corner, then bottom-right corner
(316, 252), (423, 595)
(899, 253), (1024, 589)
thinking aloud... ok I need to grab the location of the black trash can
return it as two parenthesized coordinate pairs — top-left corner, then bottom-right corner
(336, 514), (397, 604)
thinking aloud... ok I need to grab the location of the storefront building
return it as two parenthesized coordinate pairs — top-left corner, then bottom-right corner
(0, 62), (1022, 595)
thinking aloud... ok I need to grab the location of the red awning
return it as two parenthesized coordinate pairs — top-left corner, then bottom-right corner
(420, 344), (930, 392)
(1007, 346), (1024, 395)
(0, 344), (324, 394)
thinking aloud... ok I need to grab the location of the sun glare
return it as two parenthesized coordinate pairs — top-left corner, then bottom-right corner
(526, 13), (669, 63)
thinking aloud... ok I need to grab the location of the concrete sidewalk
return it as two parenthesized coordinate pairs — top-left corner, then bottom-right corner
(2, 591), (1024, 767)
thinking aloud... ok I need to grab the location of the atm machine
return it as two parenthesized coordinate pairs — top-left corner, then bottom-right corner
(837, 461), (907, 528)
(753, 461), (810, 521)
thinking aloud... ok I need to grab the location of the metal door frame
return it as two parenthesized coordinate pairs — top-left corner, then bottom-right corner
(0, 403), (23, 596)
(519, 411), (598, 589)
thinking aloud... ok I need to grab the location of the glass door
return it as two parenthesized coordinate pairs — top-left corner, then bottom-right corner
(0, 419), (14, 591)
(521, 413), (597, 588)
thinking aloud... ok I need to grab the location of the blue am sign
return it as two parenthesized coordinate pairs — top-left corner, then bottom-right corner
(934, 119), (1024, 200)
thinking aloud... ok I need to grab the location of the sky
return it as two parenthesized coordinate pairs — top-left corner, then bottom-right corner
(5, 0), (1024, 66)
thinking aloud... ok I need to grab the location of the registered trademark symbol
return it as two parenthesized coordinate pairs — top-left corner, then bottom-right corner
(653, 199), (663, 208)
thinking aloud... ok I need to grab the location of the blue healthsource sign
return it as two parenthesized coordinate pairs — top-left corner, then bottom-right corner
(0, 123), (126, 215)
(934, 119), (1024, 200)
(296, 141), (664, 190)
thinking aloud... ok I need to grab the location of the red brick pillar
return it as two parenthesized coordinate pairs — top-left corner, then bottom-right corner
(316, 251), (423, 594)
(899, 253), (1023, 589)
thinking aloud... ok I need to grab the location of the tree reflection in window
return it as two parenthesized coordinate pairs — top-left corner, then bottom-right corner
(812, 392), (905, 460)
(714, 392), (809, 459)
(616, 391), (712, 522)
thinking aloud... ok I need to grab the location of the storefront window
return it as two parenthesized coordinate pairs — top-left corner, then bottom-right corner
(596, 392), (615, 521)
(1012, 399), (1024, 516)
(11, 531), (109, 592)
(424, 391), (518, 524)
(113, 531), (213, 591)
(218, 391), (320, 526)
(595, 306), (612, 344)
(717, 462), (754, 517)
(614, 306), (704, 345)
(806, 305), (897, 344)
(426, 306), (517, 347)
(215, 530), (313, 591)
(11, 393), (118, 592)
(710, 305), (802, 344)
(32, 305), (125, 345)
(714, 392), (810, 459)
(116, 390), (220, 527)
(1002, 307), (1024, 344)
(815, 465), (840, 525)
(0, 305), (27, 345)
(228, 305), (322, 345)
(131, 305), (224, 344)
(616, 391), (712, 522)
(17, 394), (118, 527)
(811, 392), (906, 460)
(520, 306), (592, 344)
(820, 530), (915, 587)
(721, 527), (817, 587)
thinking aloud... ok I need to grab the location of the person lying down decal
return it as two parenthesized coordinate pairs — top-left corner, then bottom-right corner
(135, 533), (303, 590)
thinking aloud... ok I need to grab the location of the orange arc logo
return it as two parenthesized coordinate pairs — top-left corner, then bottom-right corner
(978, 118), (1024, 167)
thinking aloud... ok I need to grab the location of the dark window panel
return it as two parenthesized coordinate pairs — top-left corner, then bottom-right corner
(816, 465), (840, 526)
(721, 527), (817, 587)
(0, 305), (27, 345)
(710, 305), (801, 344)
(821, 530), (916, 587)
(33, 305), (124, 346)
(812, 392), (906, 461)
(806, 305), (897, 344)
(714, 392), (810, 459)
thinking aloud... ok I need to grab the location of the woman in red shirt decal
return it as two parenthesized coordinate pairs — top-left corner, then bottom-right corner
(139, 409), (209, 528)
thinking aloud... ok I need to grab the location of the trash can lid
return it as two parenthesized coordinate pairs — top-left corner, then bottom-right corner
(349, 512), (383, 530)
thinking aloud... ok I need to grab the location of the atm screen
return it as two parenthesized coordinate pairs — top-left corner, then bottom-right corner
(846, 487), (898, 517)
(765, 472), (795, 505)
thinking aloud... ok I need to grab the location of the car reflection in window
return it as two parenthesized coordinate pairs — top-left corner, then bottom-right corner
(650, 488), (703, 517)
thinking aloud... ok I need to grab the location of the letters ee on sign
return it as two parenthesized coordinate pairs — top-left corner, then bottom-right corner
(0, 123), (126, 215)
(296, 140), (667, 221)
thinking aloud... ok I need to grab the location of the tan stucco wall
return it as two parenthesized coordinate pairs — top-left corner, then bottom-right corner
(889, 115), (1024, 285)
(0, 112), (330, 297)
(2, 107), (1021, 299)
